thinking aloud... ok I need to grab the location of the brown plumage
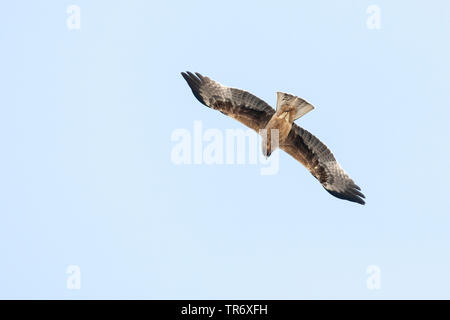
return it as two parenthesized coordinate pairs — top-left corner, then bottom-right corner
(181, 71), (365, 205)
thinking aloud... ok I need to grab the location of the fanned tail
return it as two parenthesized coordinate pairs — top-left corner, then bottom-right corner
(276, 92), (314, 120)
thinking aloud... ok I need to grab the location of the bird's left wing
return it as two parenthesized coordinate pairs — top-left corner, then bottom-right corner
(181, 72), (275, 131)
(281, 123), (366, 205)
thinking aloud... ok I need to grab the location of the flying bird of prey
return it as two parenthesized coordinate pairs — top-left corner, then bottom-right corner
(181, 72), (365, 205)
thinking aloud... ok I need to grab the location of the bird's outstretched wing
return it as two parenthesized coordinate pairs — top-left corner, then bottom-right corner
(181, 72), (275, 131)
(281, 123), (365, 205)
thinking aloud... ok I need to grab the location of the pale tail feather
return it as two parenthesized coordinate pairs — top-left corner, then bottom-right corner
(276, 92), (314, 120)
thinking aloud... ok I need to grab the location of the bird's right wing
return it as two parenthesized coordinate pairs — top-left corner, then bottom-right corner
(181, 72), (275, 132)
(281, 123), (365, 205)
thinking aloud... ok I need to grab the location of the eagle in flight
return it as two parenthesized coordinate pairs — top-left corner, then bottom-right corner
(181, 72), (365, 205)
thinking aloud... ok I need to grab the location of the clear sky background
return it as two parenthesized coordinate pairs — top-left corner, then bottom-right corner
(1, 1), (449, 299)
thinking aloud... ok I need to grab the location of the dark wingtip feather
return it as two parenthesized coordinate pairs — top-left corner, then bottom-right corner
(351, 188), (365, 199)
(181, 71), (206, 105)
(325, 188), (366, 205)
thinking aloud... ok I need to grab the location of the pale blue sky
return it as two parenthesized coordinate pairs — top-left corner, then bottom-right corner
(1, 1), (449, 299)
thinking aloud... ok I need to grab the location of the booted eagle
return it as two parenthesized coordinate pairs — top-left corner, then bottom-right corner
(181, 72), (365, 205)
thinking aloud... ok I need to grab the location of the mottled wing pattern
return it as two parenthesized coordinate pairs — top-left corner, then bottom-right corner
(282, 123), (365, 205)
(181, 72), (275, 131)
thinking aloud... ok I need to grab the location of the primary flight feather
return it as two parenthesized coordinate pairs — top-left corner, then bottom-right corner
(181, 71), (365, 205)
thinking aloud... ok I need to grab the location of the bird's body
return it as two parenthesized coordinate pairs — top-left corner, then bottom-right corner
(263, 112), (292, 157)
(181, 71), (366, 205)
(263, 93), (314, 157)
